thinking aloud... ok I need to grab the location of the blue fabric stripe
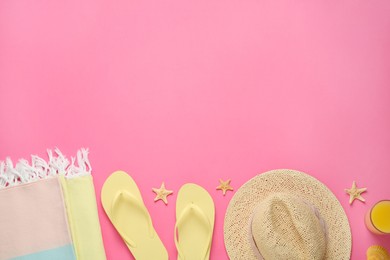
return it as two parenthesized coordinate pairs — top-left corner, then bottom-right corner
(10, 244), (76, 260)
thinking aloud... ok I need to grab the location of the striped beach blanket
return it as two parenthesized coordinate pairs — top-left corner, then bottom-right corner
(0, 149), (106, 260)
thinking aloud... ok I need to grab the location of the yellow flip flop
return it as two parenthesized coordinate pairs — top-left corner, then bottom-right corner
(174, 183), (215, 260)
(101, 171), (168, 260)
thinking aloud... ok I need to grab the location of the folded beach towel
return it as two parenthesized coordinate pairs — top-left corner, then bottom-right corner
(60, 173), (106, 260)
(0, 148), (106, 260)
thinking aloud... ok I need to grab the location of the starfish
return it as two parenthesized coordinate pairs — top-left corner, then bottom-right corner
(345, 181), (367, 205)
(152, 182), (173, 205)
(216, 179), (234, 196)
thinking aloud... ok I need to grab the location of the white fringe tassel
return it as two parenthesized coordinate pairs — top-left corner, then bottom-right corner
(0, 148), (92, 189)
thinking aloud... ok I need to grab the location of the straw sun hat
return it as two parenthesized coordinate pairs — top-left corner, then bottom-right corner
(224, 169), (351, 260)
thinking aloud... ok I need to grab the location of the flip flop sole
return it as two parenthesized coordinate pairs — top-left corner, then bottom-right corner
(101, 171), (168, 260)
(176, 183), (215, 260)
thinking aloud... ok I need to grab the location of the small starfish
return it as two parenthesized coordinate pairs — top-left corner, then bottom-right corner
(152, 182), (173, 205)
(216, 179), (234, 196)
(345, 181), (367, 205)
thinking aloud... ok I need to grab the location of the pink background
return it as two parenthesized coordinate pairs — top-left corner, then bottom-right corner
(1, 0), (390, 259)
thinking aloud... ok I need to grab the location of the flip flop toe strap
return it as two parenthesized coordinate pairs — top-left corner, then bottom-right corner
(111, 190), (155, 248)
(174, 203), (212, 260)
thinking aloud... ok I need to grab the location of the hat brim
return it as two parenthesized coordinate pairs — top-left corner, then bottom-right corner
(224, 169), (351, 259)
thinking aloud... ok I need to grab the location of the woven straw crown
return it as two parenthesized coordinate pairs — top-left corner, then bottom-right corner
(251, 193), (327, 259)
(224, 169), (351, 260)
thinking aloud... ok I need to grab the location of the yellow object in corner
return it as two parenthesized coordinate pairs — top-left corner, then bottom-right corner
(367, 245), (390, 260)
(60, 175), (106, 260)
